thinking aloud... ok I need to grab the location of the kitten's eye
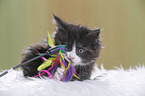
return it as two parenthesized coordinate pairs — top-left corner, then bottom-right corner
(78, 49), (84, 54)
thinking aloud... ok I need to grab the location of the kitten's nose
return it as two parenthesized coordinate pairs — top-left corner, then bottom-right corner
(69, 55), (75, 60)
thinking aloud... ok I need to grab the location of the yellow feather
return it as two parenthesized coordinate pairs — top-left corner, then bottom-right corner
(47, 31), (55, 47)
(37, 58), (56, 71)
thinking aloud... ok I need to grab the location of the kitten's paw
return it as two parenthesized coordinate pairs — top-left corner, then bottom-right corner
(54, 67), (64, 80)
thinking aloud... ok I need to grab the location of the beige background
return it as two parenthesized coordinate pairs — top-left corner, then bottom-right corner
(0, 0), (145, 70)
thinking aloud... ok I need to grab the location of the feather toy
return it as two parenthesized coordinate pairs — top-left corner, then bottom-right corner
(34, 31), (80, 81)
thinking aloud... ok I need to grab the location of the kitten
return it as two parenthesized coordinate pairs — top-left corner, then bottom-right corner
(21, 15), (101, 81)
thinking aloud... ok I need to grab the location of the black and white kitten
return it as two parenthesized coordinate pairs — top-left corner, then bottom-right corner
(21, 15), (101, 81)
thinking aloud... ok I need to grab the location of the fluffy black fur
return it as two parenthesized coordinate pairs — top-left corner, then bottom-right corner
(21, 15), (101, 81)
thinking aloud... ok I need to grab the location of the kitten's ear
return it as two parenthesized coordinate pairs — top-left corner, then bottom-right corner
(53, 15), (68, 30)
(91, 28), (101, 37)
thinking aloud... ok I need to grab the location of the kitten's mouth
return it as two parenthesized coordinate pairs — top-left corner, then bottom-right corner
(69, 59), (74, 65)
(68, 57), (75, 66)
(64, 54), (75, 65)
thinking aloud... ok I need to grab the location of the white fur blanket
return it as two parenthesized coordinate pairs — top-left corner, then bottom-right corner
(0, 65), (145, 96)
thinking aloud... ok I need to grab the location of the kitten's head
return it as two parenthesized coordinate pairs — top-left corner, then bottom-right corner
(54, 15), (101, 66)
